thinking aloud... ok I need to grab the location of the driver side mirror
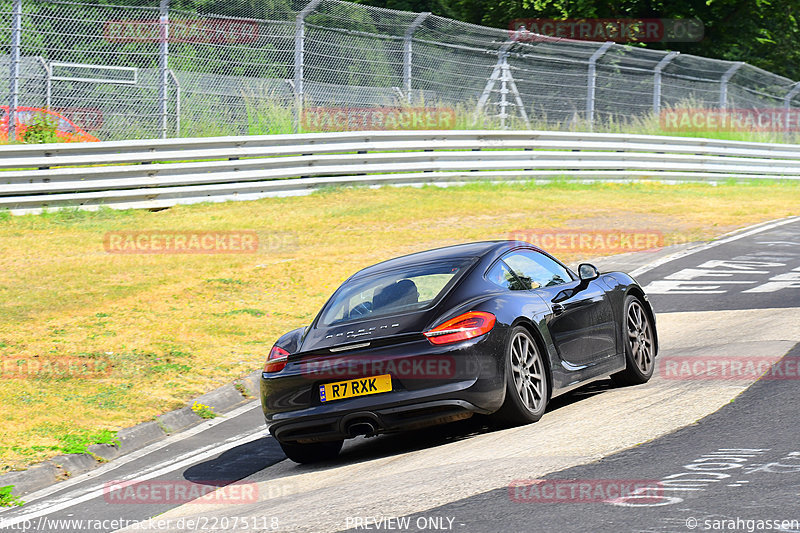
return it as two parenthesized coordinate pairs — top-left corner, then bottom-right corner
(578, 263), (600, 281)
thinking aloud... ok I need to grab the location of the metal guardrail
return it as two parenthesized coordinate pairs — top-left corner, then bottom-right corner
(1, 130), (799, 214)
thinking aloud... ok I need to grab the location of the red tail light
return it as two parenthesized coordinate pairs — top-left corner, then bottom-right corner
(424, 311), (496, 345)
(264, 345), (290, 373)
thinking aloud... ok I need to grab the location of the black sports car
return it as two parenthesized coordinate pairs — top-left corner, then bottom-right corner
(261, 241), (658, 463)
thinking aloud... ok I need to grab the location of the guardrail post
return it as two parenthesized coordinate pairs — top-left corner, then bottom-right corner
(158, 0), (169, 139)
(403, 12), (429, 103)
(652, 51), (678, 115)
(719, 62), (743, 110)
(8, 0), (22, 142)
(293, 0), (324, 134)
(586, 41), (613, 130)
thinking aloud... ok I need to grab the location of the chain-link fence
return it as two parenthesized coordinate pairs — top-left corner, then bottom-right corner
(2, 0), (800, 141)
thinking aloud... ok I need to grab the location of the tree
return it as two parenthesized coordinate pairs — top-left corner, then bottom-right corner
(351, 0), (800, 81)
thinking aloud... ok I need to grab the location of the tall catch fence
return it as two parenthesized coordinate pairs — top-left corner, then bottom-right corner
(2, 0), (800, 141)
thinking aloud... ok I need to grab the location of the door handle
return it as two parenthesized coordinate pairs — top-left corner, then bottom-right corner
(552, 303), (565, 316)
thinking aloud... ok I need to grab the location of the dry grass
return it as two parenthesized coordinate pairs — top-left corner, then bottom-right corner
(1, 179), (799, 471)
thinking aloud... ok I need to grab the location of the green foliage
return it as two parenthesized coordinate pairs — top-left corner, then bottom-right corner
(25, 426), (119, 456)
(21, 112), (59, 144)
(356, 0), (800, 81)
(57, 429), (119, 454)
(243, 94), (295, 136)
(0, 486), (24, 507)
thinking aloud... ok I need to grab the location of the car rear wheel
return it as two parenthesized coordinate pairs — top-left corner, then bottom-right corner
(493, 326), (549, 425)
(611, 295), (656, 386)
(279, 439), (343, 464)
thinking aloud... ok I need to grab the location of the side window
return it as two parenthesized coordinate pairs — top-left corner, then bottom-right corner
(486, 260), (527, 291)
(503, 250), (572, 289)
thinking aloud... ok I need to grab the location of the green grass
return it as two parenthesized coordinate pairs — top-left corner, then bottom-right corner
(8, 97), (797, 145)
(0, 485), (24, 507)
(0, 428), (119, 466)
(49, 428), (119, 455)
(236, 97), (800, 144)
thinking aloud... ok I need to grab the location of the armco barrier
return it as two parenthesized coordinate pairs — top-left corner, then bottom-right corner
(1, 130), (799, 214)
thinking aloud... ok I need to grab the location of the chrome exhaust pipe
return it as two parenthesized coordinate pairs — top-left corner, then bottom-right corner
(346, 421), (377, 438)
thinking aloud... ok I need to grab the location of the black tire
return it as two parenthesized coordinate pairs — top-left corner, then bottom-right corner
(611, 295), (656, 386)
(492, 326), (549, 425)
(279, 439), (343, 464)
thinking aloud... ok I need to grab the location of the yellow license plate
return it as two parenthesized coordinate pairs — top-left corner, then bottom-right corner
(319, 374), (392, 402)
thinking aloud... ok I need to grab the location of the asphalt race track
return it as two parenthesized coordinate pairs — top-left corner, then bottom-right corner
(1, 216), (798, 533)
(403, 343), (800, 533)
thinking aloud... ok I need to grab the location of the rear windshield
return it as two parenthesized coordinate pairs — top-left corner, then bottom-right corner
(318, 260), (468, 326)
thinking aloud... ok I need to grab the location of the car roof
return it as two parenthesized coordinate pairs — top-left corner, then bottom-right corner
(349, 241), (525, 280)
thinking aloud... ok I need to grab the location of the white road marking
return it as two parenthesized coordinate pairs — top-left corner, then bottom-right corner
(0, 400), (266, 527)
(0, 427), (269, 528)
(629, 216), (800, 278)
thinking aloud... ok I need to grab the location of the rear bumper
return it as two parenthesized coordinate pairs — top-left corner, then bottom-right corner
(261, 332), (507, 443)
(269, 398), (488, 444)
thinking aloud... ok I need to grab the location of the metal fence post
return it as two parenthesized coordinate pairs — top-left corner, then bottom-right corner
(586, 41), (613, 130)
(652, 51), (678, 115)
(35, 57), (52, 109)
(8, 0), (22, 142)
(158, 0), (169, 139)
(293, 0), (323, 133)
(403, 12), (429, 104)
(168, 70), (181, 137)
(719, 62), (743, 110)
(784, 82), (800, 137)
